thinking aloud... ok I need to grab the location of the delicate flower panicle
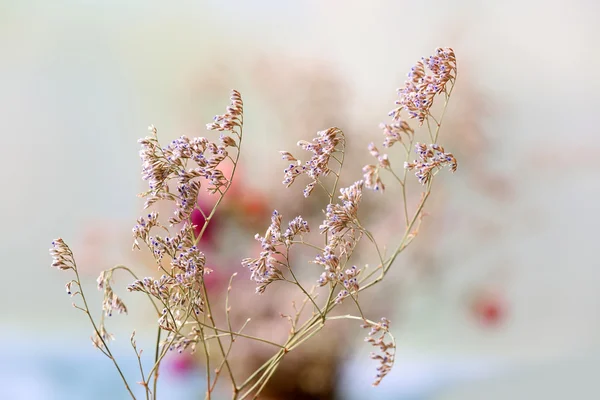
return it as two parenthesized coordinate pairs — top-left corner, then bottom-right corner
(92, 325), (115, 350)
(97, 271), (128, 317)
(242, 210), (310, 293)
(206, 89), (243, 133)
(143, 223), (195, 265)
(50, 238), (75, 270)
(283, 216), (310, 244)
(363, 143), (388, 192)
(139, 92), (243, 231)
(379, 120), (414, 148)
(404, 143), (457, 184)
(169, 327), (203, 354)
(322, 265), (361, 305)
(132, 212), (160, 250)
(391, 47), (456, 124)
(127, 90), (246, 332)
(319, 180), (363, 236)
(137, 127), (232, 226)
(313, 181), (365, 302)
(128, 275), (174, 300)
(170, 245), (206, 283)
(362, 318), (396, 386)
(281, 127), (344, 197)
(102, 288), (128, 317)
(128, 272), (204, 320)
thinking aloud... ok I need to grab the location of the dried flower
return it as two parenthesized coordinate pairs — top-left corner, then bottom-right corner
(137, 124), (236, 228)
(363, 143), (388, 192)
(281, 127), (344, 197)
(50, 238), (75, 270)
(92, 324), (115, 350)
(379, 120), (414, 148)
(206, 90), (243, 132)
(362, 318), (395, 386)
(242, 210), (310, 293)
(404, 142), (457, 184)
(319, 180), (363, 236)
(390, 47), (456, 124)
(96, 271), (128, 317)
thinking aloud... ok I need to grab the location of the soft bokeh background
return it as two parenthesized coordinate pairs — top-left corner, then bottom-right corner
(2, 0), (600, 399)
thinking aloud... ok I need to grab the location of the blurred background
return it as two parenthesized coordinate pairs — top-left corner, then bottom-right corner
(2, 0), (600, 399)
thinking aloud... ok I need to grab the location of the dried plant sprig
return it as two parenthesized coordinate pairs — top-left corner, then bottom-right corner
(380, 119), (414, 148)
(362, 317), (395, 386)
(241, 210), (311, 294)
(50, 239), (136, 398)
(363, 143), (389, 192)
(391, 47), (456, 124)
(281, 127), (344, 197)
(404, 142), (457, 184)
(206, 89), (243, 133)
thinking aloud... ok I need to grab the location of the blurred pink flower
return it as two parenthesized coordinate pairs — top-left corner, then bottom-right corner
(164, 352), (197, 378)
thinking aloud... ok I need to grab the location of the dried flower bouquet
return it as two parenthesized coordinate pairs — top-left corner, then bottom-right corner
(51, 47), (457, 399)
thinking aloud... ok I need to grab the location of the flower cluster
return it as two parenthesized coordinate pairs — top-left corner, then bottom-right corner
(50, 238), (75, 271)
(97, 271), (128, 317)
(380, 119), (414, 148)
(128, 273), (204, 327)
(139, 91), (242, 227)
(242, 210), (310, 293)
(319, 180), (363, 236)
(138, 128), (233, 226)
(128, 245), (207, 306)
(391, 47), (456, 124)
(362, 318), (395, 386)
(92, 324), (115, 349)
(206, 89), (243, 133)
(313, 181), (365, 302)
(138, 222), (195, 265)
(362, 143), (389, 192)
(404, 143), (457, 184)
(281, 127), (344, 197)
(125, 93), (244, 341)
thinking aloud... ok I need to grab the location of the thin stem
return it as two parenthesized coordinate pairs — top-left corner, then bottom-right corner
(194, 124), (243, 246)
(433, 78), (456, 143)
(199, 279), (236, 391)
(145, 302), (195, 384)
(108, 265), (161, 316)
(426, 118), (435, 143)
(184, 321), (285, 348)
(198, 324), (211, 400)
(289, 240), (324, 252)
(285, 250), (323, 320)
(131, 333), (149, 400)
(152, 326), (161, 400)
(71, 262), (136, 399)
(239, 352), (285, 399)
(213, 318), (251, 396)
